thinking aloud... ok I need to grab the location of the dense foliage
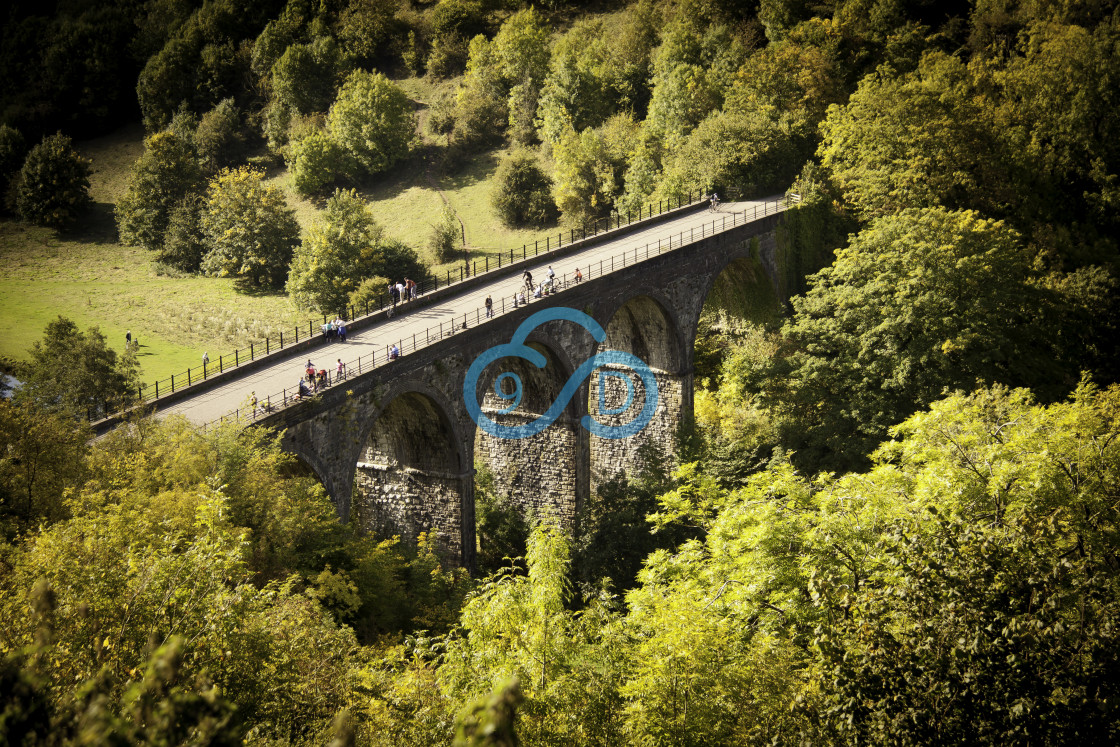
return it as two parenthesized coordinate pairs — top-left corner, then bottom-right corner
(3, 0), (1120, 743)
(199, 166), (300, 289)
(14, 133), (91, 228)
(288, 188), (427, 314)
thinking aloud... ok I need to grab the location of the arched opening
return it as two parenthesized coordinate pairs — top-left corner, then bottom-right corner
(588, 295), (684, 490)
(472, 341), (583, 542)
(694, 254), (781, 387)
(352, 391), (467, 562)
(691, 254), (784, 484)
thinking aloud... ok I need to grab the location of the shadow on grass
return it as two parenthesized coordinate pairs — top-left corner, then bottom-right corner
(59, 202), (118, 245)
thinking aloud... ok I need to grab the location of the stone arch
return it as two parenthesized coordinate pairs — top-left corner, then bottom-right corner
(589, 293), (687, 489)
(696, 254), (781, 330)
(471, 339), (587, 531)
(352, 388), (471, 563)
(691, 254), (782, 387)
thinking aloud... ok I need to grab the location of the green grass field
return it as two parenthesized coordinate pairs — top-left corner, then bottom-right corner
(0, 80), (561, 386)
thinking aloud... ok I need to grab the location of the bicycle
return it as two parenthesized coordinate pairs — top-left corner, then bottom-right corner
(708, 194), (720, 212)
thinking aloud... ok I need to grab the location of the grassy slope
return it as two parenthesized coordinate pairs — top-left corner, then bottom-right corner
(0, 77), (563, 385)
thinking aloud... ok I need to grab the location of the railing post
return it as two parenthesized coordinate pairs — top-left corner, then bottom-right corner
(155, 381), (158, 398)
(219, 355), (223, 373)
(171, 374), (174, 393)
(235, 350), (239, 366)
(188, 369), (192, 385)
(280, 331), (283, 347)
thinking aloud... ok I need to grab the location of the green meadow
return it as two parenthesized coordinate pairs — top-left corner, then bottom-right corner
(0, 81), (557, 384)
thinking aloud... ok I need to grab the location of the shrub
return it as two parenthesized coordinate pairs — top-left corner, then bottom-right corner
(348, 275), (391, 315)
(429, 205), (461, 263)
(200, 167), (300, 289)
(15, 133), (92, 228)
(491, 151), (558, 227)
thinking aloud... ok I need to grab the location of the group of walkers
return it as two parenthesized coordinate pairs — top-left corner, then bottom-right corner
(510, 264), (583, 308)
(298, 357), (347, 398)
(320, 317), (348, 342)
(389, 278), (418, 305)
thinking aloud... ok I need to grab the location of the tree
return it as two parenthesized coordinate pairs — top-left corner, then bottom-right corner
(811, 383), (1120, 744)
(768, 207), (1058, 472)
(157, 195), (207, 273)
(194, 97), (246, 174)
(116, 130), (202, 251)
(491, 152), (557, 227)
(659, 107), (804, 201)
(17, 316), (139, 421)
(552, 115), (637, 226)
(272, 35), (349, 116)
(327, 70), (414, 178)
(136, 25), (205, 131)
(0, 399), (88, 533)
(15, 132), (92, 228)
(0, 124), (26, 210)
(200, 167), (300, 289)
(287, 189), (385, 313)
(818, 51), (1011, 222)
(337, 0), (399, 64)
(644, 19), (745, 148)
(288, 130), (346, 196)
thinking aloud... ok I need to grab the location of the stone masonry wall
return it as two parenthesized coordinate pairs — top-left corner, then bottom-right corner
(589, 368), (684, 490)
(475, 411), (581, 529)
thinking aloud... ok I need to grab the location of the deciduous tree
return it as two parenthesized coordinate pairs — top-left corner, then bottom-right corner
(15, 133), (91, 228)
(200, 166), (299, 289)
(116, 130), (202, 251)
(327, 70), (414, 178)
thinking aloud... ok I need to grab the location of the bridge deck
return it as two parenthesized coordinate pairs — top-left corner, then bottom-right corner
(159, 197), (785, 426)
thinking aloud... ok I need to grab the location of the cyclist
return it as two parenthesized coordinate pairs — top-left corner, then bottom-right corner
(709, 192), (720, 212)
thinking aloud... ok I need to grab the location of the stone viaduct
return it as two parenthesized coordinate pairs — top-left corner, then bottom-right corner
(257, 209), (785, 570)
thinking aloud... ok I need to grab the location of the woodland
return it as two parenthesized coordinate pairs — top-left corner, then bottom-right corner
(2, 0), (1120, 744)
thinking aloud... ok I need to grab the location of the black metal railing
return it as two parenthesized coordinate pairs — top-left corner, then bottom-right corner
(112, 191), (712, 419)
(198, 197), (788, 431)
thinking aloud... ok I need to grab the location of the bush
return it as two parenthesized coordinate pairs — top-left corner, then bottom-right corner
(491, 151), (558, 227)
(116, 130), (202, 251)
(194, 98), (246, 173)
(15, 133), (92, 228)
(429, 205), (461, 263)
(288, 131), (344, 196)
(200, 167), (300, 289)
(348, 275), (391, 316)
(327, 70), (415, 178)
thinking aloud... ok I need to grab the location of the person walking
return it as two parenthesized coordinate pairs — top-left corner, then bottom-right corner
(523, 270), (533, 293)
(337, 358), (346, 380)
(574, 267), (583, 282)
(202, 351), (209, 370)
(485, 294), (493, 318)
